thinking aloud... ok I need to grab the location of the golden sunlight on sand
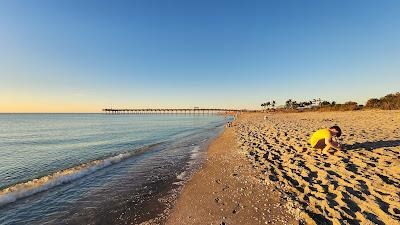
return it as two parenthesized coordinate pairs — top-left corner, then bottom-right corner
(237, 110), (400, 225)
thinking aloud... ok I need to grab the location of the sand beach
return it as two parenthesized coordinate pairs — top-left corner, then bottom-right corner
(166, 123), (297, 225)
(167, 110), (400, 225)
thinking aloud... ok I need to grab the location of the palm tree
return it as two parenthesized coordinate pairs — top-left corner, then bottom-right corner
(285, 99), (292, 109)
(312, 99), (317, 106)
(294, 100), (299, 108)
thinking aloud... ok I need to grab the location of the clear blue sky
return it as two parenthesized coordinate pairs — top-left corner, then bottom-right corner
(1, 0), (399, 112)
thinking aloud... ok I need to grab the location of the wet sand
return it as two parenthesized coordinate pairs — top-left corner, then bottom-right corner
(166, 123), (298, 225)
(167, 110), (400, 225)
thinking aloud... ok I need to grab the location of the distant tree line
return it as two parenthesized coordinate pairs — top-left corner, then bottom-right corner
(261, 100), (276, 111)
(365, 92), (400, 110)
(284, 99), (321, 109)
(317, 101), (360, 111)
(262, 92), (400, 112)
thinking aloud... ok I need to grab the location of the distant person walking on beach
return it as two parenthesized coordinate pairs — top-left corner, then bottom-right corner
(310, 126), (342, 154)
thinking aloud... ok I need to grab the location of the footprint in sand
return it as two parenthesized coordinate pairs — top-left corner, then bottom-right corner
(236, 111), (400, 225)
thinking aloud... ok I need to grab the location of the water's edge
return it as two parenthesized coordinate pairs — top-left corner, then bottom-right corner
(122, 125), (227, 225)
(0, 114), (231, 225)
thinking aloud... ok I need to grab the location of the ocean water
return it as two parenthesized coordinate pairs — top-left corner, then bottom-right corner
(0, 113), (229, 225)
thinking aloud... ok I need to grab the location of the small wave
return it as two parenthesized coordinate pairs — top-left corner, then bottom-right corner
(0, 143), (159, 207)
(175, 145), (203, 183)
(191, 146), (200, 152)
(176, 171), (187, 181)
(189, 146), (201, 160)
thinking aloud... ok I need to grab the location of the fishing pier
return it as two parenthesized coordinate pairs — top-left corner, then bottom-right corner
(102, 108), (242, 115)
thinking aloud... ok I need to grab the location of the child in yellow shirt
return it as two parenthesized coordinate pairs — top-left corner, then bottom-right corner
(310, 126), (342, 154)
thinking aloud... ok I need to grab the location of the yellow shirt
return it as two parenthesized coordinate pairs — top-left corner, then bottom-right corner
(309, 128), (332, 147)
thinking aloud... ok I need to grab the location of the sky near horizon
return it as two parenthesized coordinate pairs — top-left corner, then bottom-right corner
(1, 0), (399, 112)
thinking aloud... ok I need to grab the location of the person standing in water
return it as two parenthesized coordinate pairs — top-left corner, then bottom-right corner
(309, 126), (342, 154)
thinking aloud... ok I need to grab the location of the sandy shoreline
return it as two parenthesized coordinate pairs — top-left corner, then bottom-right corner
(166, 110), (400, 225)
(166, 120), (298, 225)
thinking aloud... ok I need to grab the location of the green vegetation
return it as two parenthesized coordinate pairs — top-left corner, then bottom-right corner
(262, 92), (400, 112)
(365, 92), (400, 110)
(261, 100), (276, 110)
(317, 101), (361, 111)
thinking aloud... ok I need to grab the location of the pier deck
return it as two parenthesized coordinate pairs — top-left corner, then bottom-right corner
(102, 108), (243, 114)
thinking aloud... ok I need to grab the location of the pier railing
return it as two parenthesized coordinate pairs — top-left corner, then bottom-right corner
(102, 108), (243, 114)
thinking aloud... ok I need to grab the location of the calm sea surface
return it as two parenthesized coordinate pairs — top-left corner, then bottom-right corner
(0, 113), (229, 225)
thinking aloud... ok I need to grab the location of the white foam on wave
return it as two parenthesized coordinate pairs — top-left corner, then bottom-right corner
(175, 145), (203, 183)
(189, 146), (201, 161)
(191, 146), (200, 152)
(176, 171), (187, 181)
(0, 145), (155, 207)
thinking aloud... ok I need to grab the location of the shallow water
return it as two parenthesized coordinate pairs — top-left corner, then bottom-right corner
(0, 113), (229, 225)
